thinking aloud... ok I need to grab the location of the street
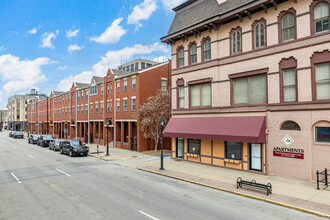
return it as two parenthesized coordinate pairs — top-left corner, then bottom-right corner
(0, 132), (323, 220)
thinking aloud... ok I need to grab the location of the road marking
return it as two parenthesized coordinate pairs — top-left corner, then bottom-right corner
(27, 154), (34, 158)
(55, 168), (71, 177)
(139, 211), (159, 220)
(10, 172), (21, 184)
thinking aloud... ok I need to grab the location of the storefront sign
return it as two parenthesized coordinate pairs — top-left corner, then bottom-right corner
(273, 147), (304, 159)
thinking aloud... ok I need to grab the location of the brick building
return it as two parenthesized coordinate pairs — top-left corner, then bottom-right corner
(162, 0), (330, 181)
(27, 59), (171, 152)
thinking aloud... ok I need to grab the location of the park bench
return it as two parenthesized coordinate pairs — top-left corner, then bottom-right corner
(236, 177), (272, 196)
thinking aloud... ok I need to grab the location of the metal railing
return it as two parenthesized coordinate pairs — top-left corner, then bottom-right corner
(316, 168), (329, 190)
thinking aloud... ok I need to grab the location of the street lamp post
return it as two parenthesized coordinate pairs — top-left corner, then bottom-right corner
(46, 96), (49, 134)
(106, 119), (110, 156)
(159, 119), (165, 171)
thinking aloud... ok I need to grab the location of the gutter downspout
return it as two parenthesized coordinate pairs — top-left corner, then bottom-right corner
(114, 77), (116, 149)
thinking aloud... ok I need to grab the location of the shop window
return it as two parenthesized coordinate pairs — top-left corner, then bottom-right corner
(314, 3), (329, 34)
(190, 83), (211, 107)
(233, 74), (266, 105)
(315, 127), (330, 143)
(225, 141), (242, 160)
(188, 139), (200, 154)
(315, 62), (330, 100)
(280, 121), (301, 131)
(189, 43), (197, 64)
(203, 39), (211, 61)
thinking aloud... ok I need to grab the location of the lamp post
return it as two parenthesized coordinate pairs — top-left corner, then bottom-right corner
(159, 119), (166, 171)
(106, 119), (110, 156)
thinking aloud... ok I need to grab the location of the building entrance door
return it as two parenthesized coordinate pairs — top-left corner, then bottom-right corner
(176, 138), (184, 158)
(250, 144), (262, 171)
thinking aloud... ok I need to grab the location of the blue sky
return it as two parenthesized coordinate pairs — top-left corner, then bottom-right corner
(0, 0), (185, 109)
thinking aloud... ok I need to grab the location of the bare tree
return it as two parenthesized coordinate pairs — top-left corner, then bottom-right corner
(135, 89), (171, 151)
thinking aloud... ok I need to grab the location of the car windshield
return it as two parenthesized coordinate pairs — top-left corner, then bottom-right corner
(71, 140), (83, 146)
(43, 135), (52, 140)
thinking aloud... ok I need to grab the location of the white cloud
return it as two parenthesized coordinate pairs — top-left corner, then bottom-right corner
(0, 54), (51, 103)
(161, 0), (185, 11)
(27, 28), (37, 34)
(67, 44), (84, 53)
(66, 29), (80, 38)
(57, 65), (67, 71)
(40, 30), (59, 49)
(56, 42), (169, 91)
(0, 46), (6, 51)
(90, 17), (126, 44)
(127, 0), (157, 29)
(153, 55), (168, 62)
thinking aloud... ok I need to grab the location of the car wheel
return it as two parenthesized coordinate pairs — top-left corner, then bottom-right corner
(60, 148), (63, 154)
(69, 150), (73, 157)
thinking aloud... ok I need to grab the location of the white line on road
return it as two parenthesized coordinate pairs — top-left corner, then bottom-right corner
(139, 211), (159, 220)
(27, 154), (34, 158)
(55, 168), (71, 177)
(10, 172), (21, 184)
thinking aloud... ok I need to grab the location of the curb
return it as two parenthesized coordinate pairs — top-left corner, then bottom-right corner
(137, 167), (330, 219)
(88, 154), (110, 161)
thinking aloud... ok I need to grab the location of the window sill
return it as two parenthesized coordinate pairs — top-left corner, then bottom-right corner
(224, 158), (241, 164)
(187, 153), (200, 157)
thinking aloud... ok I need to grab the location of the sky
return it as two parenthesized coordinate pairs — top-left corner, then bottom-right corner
(0, 0), (185, 109)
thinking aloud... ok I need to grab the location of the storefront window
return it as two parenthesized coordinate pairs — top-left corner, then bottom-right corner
(226, 141), (242, 160)
(188, 139), (200, 154)
(315, 127), (330, 143)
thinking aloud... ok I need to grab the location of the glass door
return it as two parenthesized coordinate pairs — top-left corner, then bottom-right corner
(250, 144), (262, 171)
(176, 138), (184, 158)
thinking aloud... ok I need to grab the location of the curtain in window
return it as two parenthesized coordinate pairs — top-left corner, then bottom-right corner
(283, 69), (296, 102)
(282, 14), (295, 41)
(201, 84), (211, 106)
(250, 75), (266, 103)
(234, 78), (248, 104)
(316, 63), (330, 100)
(191, 85), (200, 107)
(178, 49), (184, 67)
(315, 3), (329, 33)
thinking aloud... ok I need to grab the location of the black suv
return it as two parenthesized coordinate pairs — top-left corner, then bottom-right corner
(49, 139), (62, 151)
(13, 131), (24, 139)
(37, 135), (53, 147)
(59, 140), (89, 157)
(28, 134), (40, 144)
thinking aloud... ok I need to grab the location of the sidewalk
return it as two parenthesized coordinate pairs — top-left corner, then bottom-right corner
(87, 144), (330, 217)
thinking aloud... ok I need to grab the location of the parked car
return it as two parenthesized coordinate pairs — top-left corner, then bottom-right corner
(37, 135), (53, 147)
(59, 140), (89, 157)
(13, 131), (24, 139)
(49, 139), (62, 151)
(9, 131), (15, 137)
(28, 134), (40, 144)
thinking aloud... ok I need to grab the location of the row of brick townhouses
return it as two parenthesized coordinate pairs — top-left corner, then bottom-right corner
(162, 0), (330, 181)
(27, 59), (171, 152)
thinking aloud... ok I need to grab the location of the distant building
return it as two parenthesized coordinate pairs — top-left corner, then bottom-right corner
(0, 110), (8, 129)
(118, 59), (158, 72)
(7, 89), (47, 131)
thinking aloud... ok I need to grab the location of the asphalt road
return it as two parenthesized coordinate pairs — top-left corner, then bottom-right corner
(0, 132), (323, 220)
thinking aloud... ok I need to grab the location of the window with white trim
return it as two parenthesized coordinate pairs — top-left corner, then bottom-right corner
(132, 77), (136, 90)
(124, 79), (127, 91)
(315, 62), (330, 100)
(116, 99), (120, 111)
(117, 80), (120, 92)
(161, 79), (167, 91)
(123, 99), (127, 111)
(132, 97), (136, 110)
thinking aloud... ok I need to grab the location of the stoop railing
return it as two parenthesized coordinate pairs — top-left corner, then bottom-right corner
(316, 168), (329, 190)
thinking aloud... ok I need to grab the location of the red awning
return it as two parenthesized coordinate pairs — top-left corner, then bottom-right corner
(164, 116), (266, 143)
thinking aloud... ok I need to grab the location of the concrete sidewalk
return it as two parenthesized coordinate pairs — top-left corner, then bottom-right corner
(87, 143), (330, 217)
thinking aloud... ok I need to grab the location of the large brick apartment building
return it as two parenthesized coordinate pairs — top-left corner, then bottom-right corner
(27, 59), (171, 152)
(162, 0), (330, 181)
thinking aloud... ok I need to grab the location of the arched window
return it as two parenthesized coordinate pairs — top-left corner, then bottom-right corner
(190, 44), (197, 64)
(254, 22), (265, 48)
(314, 3), (329, 33)
(203, 39), (211, 61)
(280, 121), (301, 131)
(231, 30), (241, 54)
(178, 47), (184, 68)
(282, 13), (295, 42)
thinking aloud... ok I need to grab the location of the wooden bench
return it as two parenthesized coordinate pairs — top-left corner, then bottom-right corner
(237, 177), (272, 196)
